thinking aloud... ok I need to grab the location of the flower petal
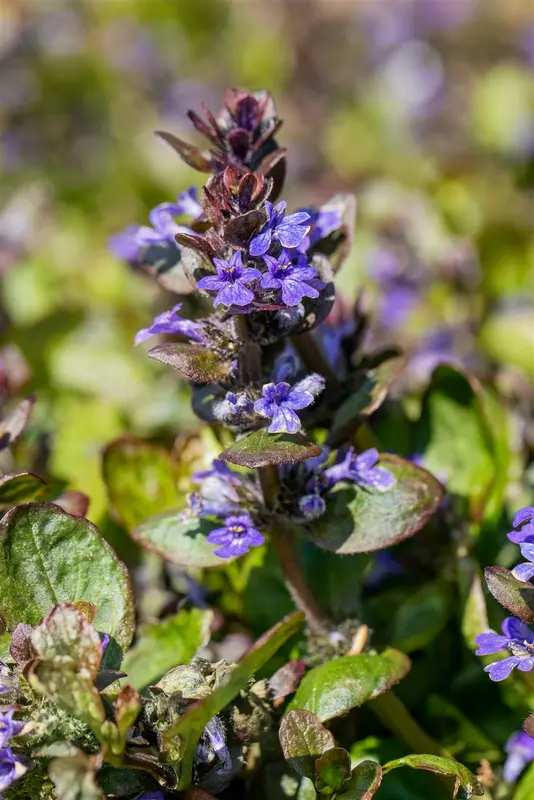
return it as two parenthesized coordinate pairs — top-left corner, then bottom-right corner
(475, 631), (510, 655)
(249, 230), (272, 256)
(512, 563), (534, 582)
(514, 507), (534, 528)
(485, 657), (520, 681)
(214, 282), (255, 307)
(268, 406), (301, 434)
(502, 616), (534, 641)
(286, 390), (314, 410)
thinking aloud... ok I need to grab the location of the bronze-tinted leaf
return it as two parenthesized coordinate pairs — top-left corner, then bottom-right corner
(155, 130), (214, 172)
(484, 566), (534, 623)
(148, 343), (233, 383)
(220, 429), (321, 468)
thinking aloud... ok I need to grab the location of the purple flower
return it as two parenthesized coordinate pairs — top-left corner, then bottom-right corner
(249, 201), (310, 256)
(475, 617), (534, 681)
(503, 730), (534, 783)
(299, 494), (326, 520)
(109, 225), (141, 262)
(0, 711), (24, 747)
(175, 186), (203, 219)
(261, 249), (322, 307)
(512, 542), (534, 583)
(508, 507), (534, 545)
(134, 303), (208, 346)
(224, 391), (254, 415)
(324, 448), (396, 491)
(193, 459), (242, 486)
(196, 251), (261, 308)
(365, 551), (404, 589)
(206, 514), (265, 559)
(196, 716), (232, 774)
(136, 201), (194, 247)
(0, 746), (25, 791)
(254, 376), (324, 434)
(189, 460), (244, 519)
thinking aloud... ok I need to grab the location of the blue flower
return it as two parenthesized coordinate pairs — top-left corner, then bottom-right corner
(503, 730), (534, 783)
(508, 507), (534, 544)
(249, 201), (310, 256)
(0, 746), (25, 792)
(206, 514), (265, 559)
(196, 251), (261, 308)
(299, 494), (326, 520)
(189, 460), (244, 519)
(261, 249), (322, 306)
(134, 303), (209, 346)
(512, 542), (534, 582)
(254, 376), (324, 434)
(324, 447), (396, 491)
(196, 716), (232, 775)
(475, 617), (534, 681)
(110, 187), (203, 260)
(223, 391), (254, 415)
(0, 711), (24, 748)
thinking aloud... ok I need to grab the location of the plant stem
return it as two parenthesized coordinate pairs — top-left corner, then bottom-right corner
(291, 331), (340, 390)
(370, 691), (448, 757)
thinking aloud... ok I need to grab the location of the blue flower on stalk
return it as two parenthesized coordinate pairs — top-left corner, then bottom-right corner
(196, 716), (232, 775)
(134, 303), (209, 346)
(503, 730), (534, 783)
(261, 249), (322, 307)
(249, 201), (310, 256)
(207, 514), (265, 559)
(512, 542), (534, 583)
(0, 746), (26, 792)
(508, 507), (534, 544)
(475, 617), (534, 681)
(0, 710), (24, 747)
(324, 447), (396, 491)
(254, 375), (324, 434)
(196, 251), (261, 308)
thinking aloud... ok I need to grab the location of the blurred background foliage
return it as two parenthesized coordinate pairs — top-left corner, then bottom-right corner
(0, 0), (532, 524)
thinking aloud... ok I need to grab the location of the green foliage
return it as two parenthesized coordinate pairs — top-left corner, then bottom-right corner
(0, 504), (135, 650)
(220, 430), (322, 468)
(131, 509), (229, 566)
(288, 650), (411, 722)
(382, 754), (484, 798)
(306, 455), (443, 553)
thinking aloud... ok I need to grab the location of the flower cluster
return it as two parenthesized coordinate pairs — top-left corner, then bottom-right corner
(110, 87), (396, 567)
(0, 707), (26, 793)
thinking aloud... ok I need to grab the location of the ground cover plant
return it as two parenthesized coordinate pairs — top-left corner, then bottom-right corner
(0, 5), (532, 799)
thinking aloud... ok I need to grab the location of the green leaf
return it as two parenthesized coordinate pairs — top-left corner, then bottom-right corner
(122, 608), (213, 690)
(315, 747), (352, 793)
(390, 583), (451, 653)
(28, 658), (106, 731)
(279, 709), (335, 780)
(0, 472), (47, 505)
(337, 761), (383, 799)
(461, 573), (489, 652)
(220, 429), (322, 468)
(516, 763), (534, 800)
(328, 356), (406, 447)
(484, 566), (534, 623)
(113, 685), (141, 752)
(103, 437), (180, 529)
(382, 754), (483, 798)
(287, 650), (411, 722)
(414, 366), (496, 504)
(164, 610), (305, 789)
(131, 509), (231, 567)
(306, 455), (443, 554)
(148, 342), (233, 383)
(31, 604), (103, 678)
(97, 767), (159, 797)
(49, 750), (105, 800)
(0, 503), (135, 650)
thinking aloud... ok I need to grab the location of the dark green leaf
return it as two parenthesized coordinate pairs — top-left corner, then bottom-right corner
(461, 573), (489, 652)
(279, 709), (335, 780)
(97, 767), (159, 797)
(49, 750), (104, 800)
(414, 366), (496, 504)
(382, 754), (483, 798)
(0, 472), (47, 505)
(390, 583), (451, 653)
(148, 342), (233, 383)
(306, 455), (443, 554)
(122, 608), (213, 690)
(338, 761), (383, 799)
(164, 610), (304, 789)
(155, 129), (213, 171)
(315, 747), (352, 792)
(328, 357), (406, 447)
(103, 437), (179, 529)
(131, 509), (231, 567)
(220, 429), (321, 468)
(516, 763), (534, 800)
(287, 650), (411, 722)
(484, 566), (534, 623)
(0, 503), (135, 650)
